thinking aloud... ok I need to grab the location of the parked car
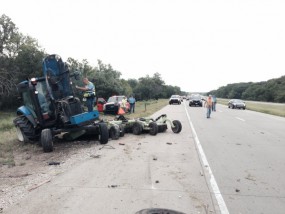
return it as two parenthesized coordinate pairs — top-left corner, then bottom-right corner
(228, 99), (246, 109)
(169, 95), (181, 105)
(189, 94), (203, 107)
(96, 97), (106, 112)
(103, 95), (130, 114)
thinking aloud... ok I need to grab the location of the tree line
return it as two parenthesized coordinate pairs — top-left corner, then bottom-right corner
(0, 14), (184, 110)
(208, 75), (285, 103)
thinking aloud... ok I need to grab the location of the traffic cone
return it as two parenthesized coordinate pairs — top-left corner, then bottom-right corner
(118, 107), (125, 115)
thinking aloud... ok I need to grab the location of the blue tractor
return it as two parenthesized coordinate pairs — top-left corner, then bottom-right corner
(13, 54), (109, 152)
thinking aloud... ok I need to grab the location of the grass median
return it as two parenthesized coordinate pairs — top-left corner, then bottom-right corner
(218, 98), (285, 117)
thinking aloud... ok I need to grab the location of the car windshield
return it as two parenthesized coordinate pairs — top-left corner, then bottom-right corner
(234, 99), (243, 103)
(171, 95), (180, 98)
(191, 95), (201, 99)
(107, 96), (123, 103)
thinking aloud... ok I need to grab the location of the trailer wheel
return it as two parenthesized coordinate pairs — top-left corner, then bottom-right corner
(119, 124), (125, 137)
(109, 126), (120, 140)
(171, 120), (182, 133)
(132, 122), (143, 135)
(158, 124), (167, 133)
(99, 123), (109, 144)
(149, 122), (158, 135)
(41, 129), (53, 153)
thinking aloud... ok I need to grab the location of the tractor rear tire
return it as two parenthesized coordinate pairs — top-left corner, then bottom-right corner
(149, 122), (158, 135)
(41, 129), (53, 153)
(171, 120), (182, 133)
(99, 123), (109, 144)
(132, 122), (143, 135)
(14, 116), (38, 142)
(109, 126), (120, 140)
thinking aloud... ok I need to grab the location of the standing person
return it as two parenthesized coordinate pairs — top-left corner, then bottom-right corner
(76, 77), (96, 112)
(121, 96), (127, 113)
(212, 95), (217, 111)
(128, 95), (136, 113)
(204, 95), (213, 118)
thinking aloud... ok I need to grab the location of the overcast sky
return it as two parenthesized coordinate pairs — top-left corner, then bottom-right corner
(1, 0), (285, 92)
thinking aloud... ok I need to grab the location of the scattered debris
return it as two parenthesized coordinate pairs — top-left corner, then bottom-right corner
(235, 188), (240, 193)
(155, 180), (159, 183)
(153, 157), (157, 161)
(237, 179), (241, 182)
(200, 171), (204, 176)
(260, 132), (264, 134)
(119, 142), (125, 145)
(166, 142), (172, 145)
(48, 161), (60, 165)
(28, 179), (51, 191)
(245, 174), (256, 181)
(236, 143), (242, 146)
(108, 185), (118, 188)
(8, 173), (31, 178)
(90, 154), (101, 158)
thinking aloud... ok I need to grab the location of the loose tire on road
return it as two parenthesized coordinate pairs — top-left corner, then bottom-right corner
(99, 123), (109, 144)
(149, 122), (158, 135)
(41, 129), (53, 153)
(171, 120), (182, 133)
(109, 125), (120, 140)
(132, 122), (143, 135)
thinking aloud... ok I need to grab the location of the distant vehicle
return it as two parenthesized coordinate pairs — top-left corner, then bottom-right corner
(228, 99), (246, 109)
(103, 96), (130, 114)
(169, 95), (181, 105)
(189, 94), (203, 107)
(96, 98), (106, 112)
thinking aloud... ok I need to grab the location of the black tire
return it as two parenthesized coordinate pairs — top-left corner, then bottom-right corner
(41, 129), (53, 153)
(158, 124), (167, 132)
(171, 120), (182, 133)
(132, 122), (143, 135)
(109, 125), (120, 140)
(149, 122), (158, 136)
(119, 124), (125, 137)
(99, 123), (109, 144)
(13, 116), (39, 142)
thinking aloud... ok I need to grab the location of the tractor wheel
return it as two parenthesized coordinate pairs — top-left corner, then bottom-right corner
(171, 120), (182, 133)
(41, 129), (53, 153)
(15, 124), (29, 143)
(132, 122), (143, 135)
(14, 116), (38, 142)
(109, 126), (120, 140)
(98, 123), (109, 144)
(149, 122), (158, 136)
(119, 124), (125, 137)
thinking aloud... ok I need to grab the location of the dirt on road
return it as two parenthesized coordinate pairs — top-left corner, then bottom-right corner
(0, 138), (104, 211)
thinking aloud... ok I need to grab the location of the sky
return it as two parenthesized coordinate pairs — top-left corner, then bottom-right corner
(1, 0), (285, 92)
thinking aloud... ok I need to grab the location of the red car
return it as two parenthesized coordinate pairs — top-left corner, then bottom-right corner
(96, 98), (106, 112)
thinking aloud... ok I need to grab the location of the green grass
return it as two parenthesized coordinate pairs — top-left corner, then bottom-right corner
(0, 112), (18, 167)
(218, 98), (285, 117)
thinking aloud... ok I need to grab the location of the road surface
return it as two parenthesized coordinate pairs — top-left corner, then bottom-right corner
(4, 101), (285, 214)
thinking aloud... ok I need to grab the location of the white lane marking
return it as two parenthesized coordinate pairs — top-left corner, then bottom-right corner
(184, 103), (229, 214)
(235, 117), (245, 122)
